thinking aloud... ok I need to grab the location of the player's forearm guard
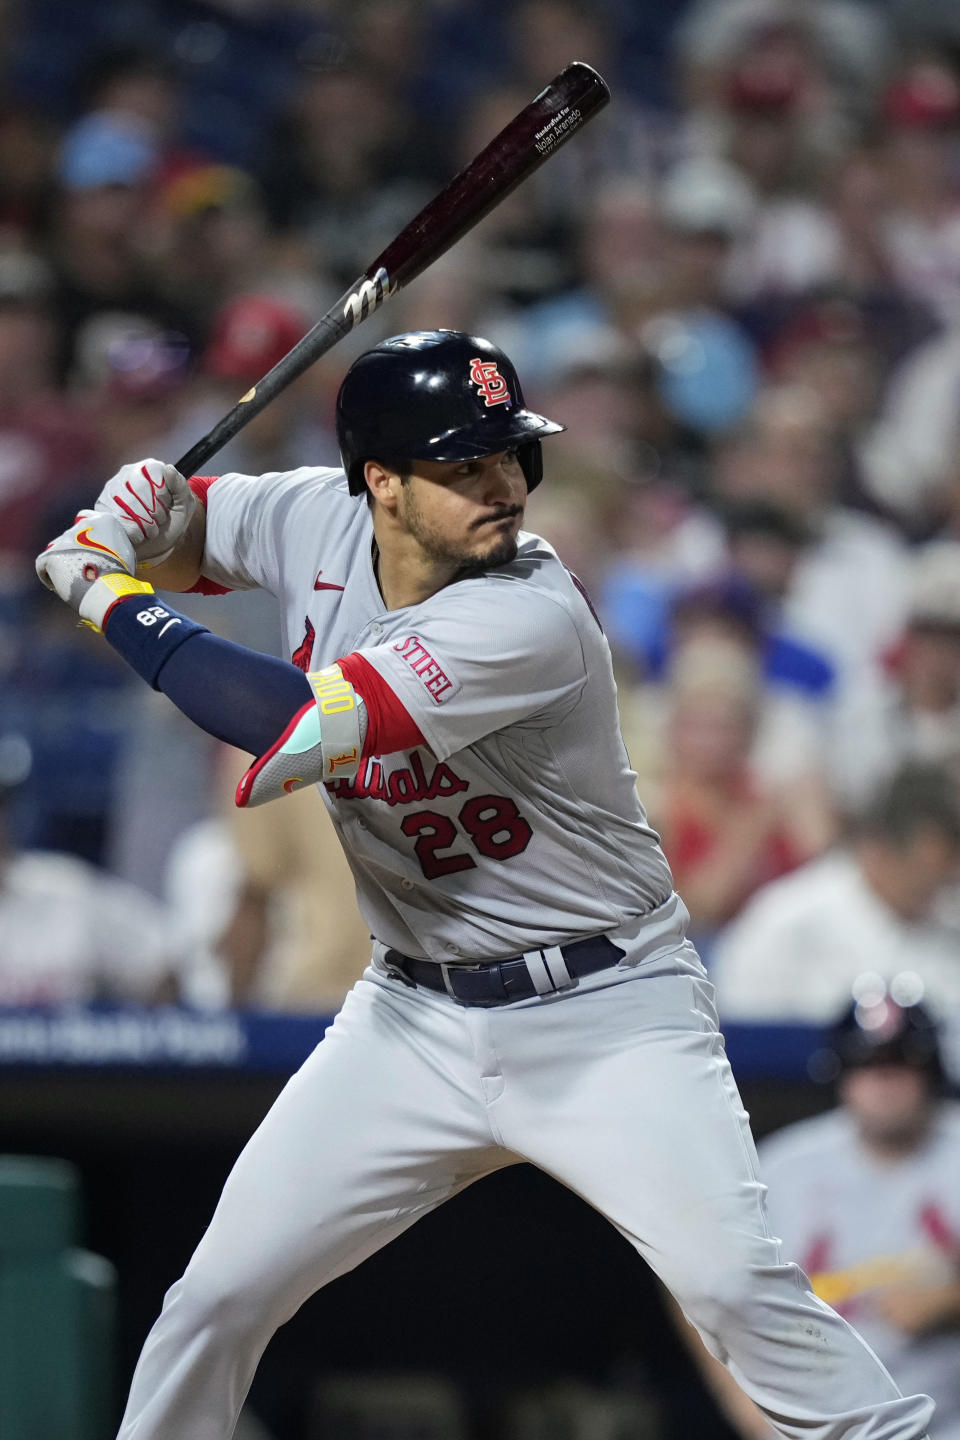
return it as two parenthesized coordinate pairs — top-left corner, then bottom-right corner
(235, 664), (366, 808)
(101, 587), (209, 686)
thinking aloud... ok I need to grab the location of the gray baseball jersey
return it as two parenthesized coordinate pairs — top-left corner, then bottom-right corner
(198, 465), (674, 961)
(760, 1105), (960, 1437)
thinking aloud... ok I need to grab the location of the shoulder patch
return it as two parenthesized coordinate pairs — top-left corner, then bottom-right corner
(392, 635), (459, 704)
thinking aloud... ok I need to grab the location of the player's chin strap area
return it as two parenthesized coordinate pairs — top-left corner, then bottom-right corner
(236, 665), (367, 808)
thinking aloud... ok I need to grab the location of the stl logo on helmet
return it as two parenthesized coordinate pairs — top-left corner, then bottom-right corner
(469, 357), (511, 408)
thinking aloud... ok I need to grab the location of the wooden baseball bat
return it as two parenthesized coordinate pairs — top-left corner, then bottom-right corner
(174, 60), (609, 478)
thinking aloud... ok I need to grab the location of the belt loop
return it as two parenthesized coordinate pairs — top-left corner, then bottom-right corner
(542, 945), (574, 990)
(522, 950), (556, 996)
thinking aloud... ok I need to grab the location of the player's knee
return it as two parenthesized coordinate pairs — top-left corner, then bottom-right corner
(669, 1255), (772, 1338)
(171, 1256), (275, 1340)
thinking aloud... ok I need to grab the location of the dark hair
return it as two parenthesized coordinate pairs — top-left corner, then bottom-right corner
(74, 45), (175, 113)
(859, 763), (960, 847)
(720, 498), (812, 548)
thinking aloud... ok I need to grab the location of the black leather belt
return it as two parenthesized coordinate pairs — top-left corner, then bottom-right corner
(382, 934), (626, 1007)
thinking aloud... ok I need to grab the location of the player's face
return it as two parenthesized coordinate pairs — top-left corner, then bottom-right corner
(839, 1064), (932, 1149)
(397, 449), (527, 576)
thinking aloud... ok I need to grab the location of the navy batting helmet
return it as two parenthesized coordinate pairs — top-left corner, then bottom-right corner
(335, 330), (565, 496)
(826, 993), (945, 1086)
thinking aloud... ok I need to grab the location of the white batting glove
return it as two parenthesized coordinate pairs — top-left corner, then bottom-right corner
(36, 511), (153, 631)
(94, 458), (196, 566)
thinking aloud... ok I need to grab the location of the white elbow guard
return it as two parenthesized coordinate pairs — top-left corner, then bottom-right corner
(235, 665), (367, 808)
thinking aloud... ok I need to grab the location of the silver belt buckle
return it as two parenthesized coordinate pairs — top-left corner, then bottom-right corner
(439, 962), (458, 998)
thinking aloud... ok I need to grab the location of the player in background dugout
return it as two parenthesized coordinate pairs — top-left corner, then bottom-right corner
(691, 993), (960, 1438)
(37, 330), (936, 1440)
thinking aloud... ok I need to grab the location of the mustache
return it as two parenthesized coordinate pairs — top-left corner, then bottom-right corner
(472, 505), (523, 529)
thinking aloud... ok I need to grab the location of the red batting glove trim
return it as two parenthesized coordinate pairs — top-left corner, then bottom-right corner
(184, 475), (232, 594)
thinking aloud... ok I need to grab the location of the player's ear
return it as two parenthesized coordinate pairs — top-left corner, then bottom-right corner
(364, 460), (402, 511)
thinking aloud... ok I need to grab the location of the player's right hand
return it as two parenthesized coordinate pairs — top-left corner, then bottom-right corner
(94, 458), (197, 566)
(36, 510), (142, 630)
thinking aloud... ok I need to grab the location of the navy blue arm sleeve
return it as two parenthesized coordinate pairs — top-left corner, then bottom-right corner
(103, 596), (313, 756)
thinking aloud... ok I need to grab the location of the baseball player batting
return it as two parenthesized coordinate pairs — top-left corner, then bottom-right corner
(38, 330), (934, 1439)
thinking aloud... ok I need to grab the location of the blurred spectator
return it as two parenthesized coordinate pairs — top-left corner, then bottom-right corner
(763, 295), (882, 508)
(857, 322), (960, 538)
(48, 107), (196, 380)
(508, 163), (761, 440)
(382, 235), (511, 341)
(0, 248), (100, 578)
(164, 775), (372, 1014)
(162, 813), (258, 1011)
(69, 45), (202, 187)
(102, 293), (325, 891)
(0, 100), (58, 240)
(701, 8), (876, 301)
(833, 541), (960, 808)
(674, 0), (890, 145)
(522, 351), (652, 600)
(658, 153), (757, 309)
(258, 61), (440, 289)
(2, 586), (138, 863)
(606, 526), (836, 708)
(0, 779), (178, 1005)
(710, 763), (960, 1024)
(502, 0), (687, 204)
(711, 382), (911, 684)
(153, 163), (289, 336)
(720, 500), (835, 692)
(625, 635), (832, 944)
(722, 46), (839, 297)
(172, 290), (336, 477)
(68, 311), (192, 473)
(496, 179), (664, 387)
(686, 991), (960, 1438)
(879, 55), (960, 328)
(338, 0), (456, 174)
(640, 155), (761, 437)
(643, 573), (834, 780)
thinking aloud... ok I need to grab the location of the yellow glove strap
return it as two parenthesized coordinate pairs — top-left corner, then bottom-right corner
(80, 574), (155, 632)
(98, 574), (156, 601)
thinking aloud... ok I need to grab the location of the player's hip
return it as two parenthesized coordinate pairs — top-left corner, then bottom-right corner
(367, 890), (704, 1009)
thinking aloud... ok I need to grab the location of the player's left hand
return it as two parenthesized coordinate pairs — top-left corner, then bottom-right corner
(36, 511), (139, 628)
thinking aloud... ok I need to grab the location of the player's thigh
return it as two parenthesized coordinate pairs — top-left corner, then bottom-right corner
(182, 974), (505, 1314)
(496, 959), (774, 1290)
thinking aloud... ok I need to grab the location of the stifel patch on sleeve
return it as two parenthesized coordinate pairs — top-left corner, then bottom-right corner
(393, 635), (459, 704)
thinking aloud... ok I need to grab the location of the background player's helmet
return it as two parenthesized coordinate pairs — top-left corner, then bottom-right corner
(336, 330), (565, 495)
(823, 993), (945, 1088)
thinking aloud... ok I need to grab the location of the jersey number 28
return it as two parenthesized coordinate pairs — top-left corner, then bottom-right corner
(401, 795), (532, 879)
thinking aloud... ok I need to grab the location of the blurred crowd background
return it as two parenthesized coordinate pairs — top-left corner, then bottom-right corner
(1, 0), (960, 1044)
(3, 3), (960, 1438)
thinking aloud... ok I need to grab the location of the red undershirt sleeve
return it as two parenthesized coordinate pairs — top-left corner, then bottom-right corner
(337, 652), (427, 756)
(185, 475), (232, 595)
